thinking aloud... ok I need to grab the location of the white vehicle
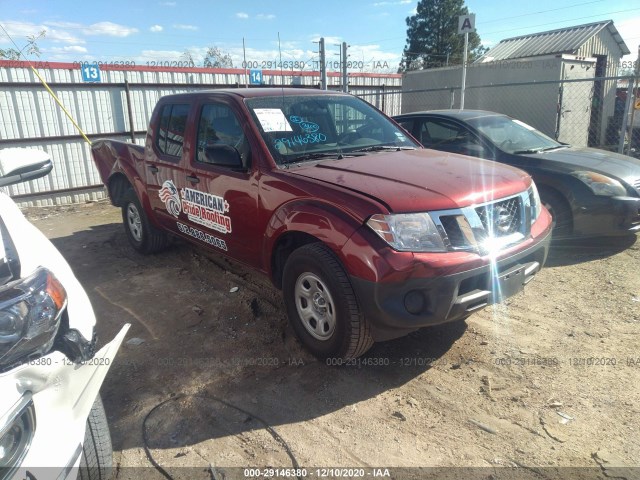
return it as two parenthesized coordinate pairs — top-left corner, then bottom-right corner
(0, 148), (129, 480)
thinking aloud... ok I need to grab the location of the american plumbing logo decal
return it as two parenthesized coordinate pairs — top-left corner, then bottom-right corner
(158, 180), (232, 234)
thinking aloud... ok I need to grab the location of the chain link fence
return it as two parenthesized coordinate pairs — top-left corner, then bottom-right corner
(358, 74), (640, 158)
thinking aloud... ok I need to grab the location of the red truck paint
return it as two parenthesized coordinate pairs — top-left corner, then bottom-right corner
(92, 88), (552, 359)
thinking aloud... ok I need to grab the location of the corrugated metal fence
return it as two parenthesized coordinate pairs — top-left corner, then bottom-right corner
(0, 61), (402, 206)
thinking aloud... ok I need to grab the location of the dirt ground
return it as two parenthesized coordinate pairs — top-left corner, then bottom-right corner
(26, 200), (640, 479)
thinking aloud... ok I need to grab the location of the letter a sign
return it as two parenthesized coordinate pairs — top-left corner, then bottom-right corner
(458, 14), (476, 34)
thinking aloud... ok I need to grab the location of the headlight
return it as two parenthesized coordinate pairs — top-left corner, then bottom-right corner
(0, 268), (67, 370)
(367, 213), (446, 252)
(0, 394), (35, 473)
(529, 182), (542, 224)
(571, 171), (627, 196)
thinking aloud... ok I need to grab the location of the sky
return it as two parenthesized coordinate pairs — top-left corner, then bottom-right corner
(0, 0), (638, 73)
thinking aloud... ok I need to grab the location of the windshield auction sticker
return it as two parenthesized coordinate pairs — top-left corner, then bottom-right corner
(158, 180), (232, 234)
(254, 108), (293, 132)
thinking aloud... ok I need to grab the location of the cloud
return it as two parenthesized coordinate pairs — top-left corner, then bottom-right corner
(48, 45), (88, 53)
(137, 49), (184, 62)
(309, 35), (343, 44)
(234, 13), (275, 20)
(150, 24), (163, 32)
(0, 20), (84, 44)
(83, 21), (138, 37)
(173, 24), (198, 31)
(44, 21), (83, 28)
(160, 1), (176, 5)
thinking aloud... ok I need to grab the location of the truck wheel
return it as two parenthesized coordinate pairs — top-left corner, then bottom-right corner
(282, 243), (373, 360)
(122, 189), (169, 254)
(78, 395), (113, 480)
(540, 189), (572, 238)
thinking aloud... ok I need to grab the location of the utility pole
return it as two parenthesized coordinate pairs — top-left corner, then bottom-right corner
(319, 37), (327, 90)
(624, 44), (640, 155)
(342, 42), (348, 93)
(458, 14), (476, 109)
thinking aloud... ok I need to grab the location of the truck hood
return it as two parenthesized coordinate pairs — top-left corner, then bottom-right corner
(288, 149), (531, 212)
(521, 147), (640, 186)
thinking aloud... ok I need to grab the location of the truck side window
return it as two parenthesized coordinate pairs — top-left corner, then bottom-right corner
(156, 104), (189, 158)
(196, 104), (248, 166)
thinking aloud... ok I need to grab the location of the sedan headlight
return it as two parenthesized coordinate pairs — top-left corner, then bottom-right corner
(571, 171), (628, 197)
(367, 213), (446, 252)
(0, 268), (67, 370)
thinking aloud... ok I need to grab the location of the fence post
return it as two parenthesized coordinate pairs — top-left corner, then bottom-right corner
(381, 84), (386, 114)
(619, 77), (634, 154)
(124, 80), (136, 143)
(449, 88), (455, 109)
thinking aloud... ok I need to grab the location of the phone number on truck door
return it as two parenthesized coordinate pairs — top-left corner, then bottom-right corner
(177, 222), (228, 251)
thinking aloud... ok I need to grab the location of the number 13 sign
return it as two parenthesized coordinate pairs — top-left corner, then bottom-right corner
(81, 64), (101, 83)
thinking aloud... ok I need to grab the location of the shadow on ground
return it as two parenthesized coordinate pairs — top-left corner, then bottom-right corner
(546, 234), (638, 267)
(48, 222), (467, 460)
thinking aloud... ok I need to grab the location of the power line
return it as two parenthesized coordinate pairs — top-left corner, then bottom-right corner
(482, 7), (640, 37)
(479, 0), (607, 25)
(352, 2), (631, 48)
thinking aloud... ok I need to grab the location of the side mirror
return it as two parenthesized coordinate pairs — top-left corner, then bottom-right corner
(0, 148), (53, 187)
(204, 144), (244, 168)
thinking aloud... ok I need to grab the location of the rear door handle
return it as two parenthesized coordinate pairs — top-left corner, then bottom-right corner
(148, 165), (159, 174)
(186, 175), (200, 184)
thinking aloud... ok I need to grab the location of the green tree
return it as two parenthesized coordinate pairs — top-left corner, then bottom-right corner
(400, 0), (487, 72)
(0, 30), (46, 60)
(203, 47), (233, 68)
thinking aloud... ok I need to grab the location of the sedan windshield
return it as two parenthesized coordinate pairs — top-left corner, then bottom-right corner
(467, 115), (564, 154)
(245, 94), (418, 165)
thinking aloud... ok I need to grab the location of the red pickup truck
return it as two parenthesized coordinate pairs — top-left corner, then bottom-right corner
(91, 88), (552, 359)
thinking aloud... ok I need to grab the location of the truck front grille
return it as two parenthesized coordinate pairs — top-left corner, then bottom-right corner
(431, 189), (535, 255)
(475, 196), (522, 237)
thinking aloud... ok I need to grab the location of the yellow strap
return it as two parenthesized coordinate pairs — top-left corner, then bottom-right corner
(30, 66), (92, 145)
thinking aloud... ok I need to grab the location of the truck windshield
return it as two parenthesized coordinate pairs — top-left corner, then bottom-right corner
(245, 94), (418, 165)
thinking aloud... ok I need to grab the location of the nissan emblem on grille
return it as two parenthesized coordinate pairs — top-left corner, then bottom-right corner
(494, 205), (514, 234)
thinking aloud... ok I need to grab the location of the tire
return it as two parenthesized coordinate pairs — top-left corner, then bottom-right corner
(540, 189), (572, 238)
(121, 189), (169, 254)
(282, 243), (373, 360)
(78, 395), (113, 480)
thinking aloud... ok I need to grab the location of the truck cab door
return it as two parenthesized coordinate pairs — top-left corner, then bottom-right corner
(178, 100), (260, 266)
(145, 101), (193, 234)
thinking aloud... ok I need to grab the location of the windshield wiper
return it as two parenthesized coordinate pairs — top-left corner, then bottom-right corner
(513, 148), (543, 154)
(281, 152), (345, 165)
(350, 145), (416, 153)
(514, 145), (569, 154)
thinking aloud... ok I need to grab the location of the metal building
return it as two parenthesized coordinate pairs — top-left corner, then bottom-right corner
(402, 21), (631, 149)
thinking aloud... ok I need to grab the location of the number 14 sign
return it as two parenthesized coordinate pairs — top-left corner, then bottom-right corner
(249, 69), (263, 85)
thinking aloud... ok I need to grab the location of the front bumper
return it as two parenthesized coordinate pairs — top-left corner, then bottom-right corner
(348, 230), (551, 341)
(0, 325), (129, 480)
(573, 195), (640, 236)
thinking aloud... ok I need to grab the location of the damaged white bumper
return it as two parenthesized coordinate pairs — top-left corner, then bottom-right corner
(0, 324), (129, 480)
